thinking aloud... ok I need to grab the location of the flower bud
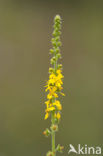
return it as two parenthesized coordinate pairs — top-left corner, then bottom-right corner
(52, 30), (56, 37)
(53, 23), (61, 30)
(52, 41), (57, 47)
(51, 124), (58, 132)
(49, 68), (54, 73)
(55, 47), (60, 53)
(56, 144), (64, 153)
(55, 14), (61, 20)
(58, 64), (62, 69)
(46, 151), (54, 156)
(55, 36), (60, 42)
(57, 31), (61, 36)
(56, 53), (61, 59)
(52, 56), (56, 61)
(43, 128), (51, 137)
(50, 58), (55, 65)
(57, 41), (62, 46)
(50, 49), (54, 54)
(51, 38), (55, 43)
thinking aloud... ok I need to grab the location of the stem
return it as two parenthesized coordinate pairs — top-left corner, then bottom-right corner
(51, 113), (56, 156)
(51, 49), (57, 156)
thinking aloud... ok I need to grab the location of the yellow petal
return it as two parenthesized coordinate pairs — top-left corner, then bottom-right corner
(47, 107), (55, 111)
(47, 94), (52, 99)
(54, 93), (58, 98)
(61, 92), (65, 96)
(44, 113), (49, 120)
(56, 69), (61, 74)
(57, 112), (61, 119)
(45, 101), (50, 105)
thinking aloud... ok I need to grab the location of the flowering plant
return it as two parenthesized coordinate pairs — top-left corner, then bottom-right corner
(43, 15), (64, 156)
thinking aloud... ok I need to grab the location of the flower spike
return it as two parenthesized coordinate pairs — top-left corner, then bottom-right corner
(44, 15), (64, 156)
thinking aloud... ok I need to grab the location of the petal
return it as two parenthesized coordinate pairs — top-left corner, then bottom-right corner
(44, 113), (49, 120)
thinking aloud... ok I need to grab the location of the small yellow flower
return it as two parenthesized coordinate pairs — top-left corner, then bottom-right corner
(53, 92), (58, 98)
(46, 107), (55, 112)
(53, 100), (62, 110)
(48, 79), (55, 85)
(55, 82), (62, 89)
(56, 69), (61, 74)
(49, 73), (56, 79)
(45, 100), (50, 105)
(47, 94), (53, 100)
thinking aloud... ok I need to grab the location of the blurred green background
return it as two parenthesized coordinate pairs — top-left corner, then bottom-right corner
(0, 0), (103, 156)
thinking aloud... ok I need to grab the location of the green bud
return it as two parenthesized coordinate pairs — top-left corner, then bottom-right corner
(56, 53), (61, 59)
(55, 47), (60, 53)
(52, 41), (57, 47)
(57, 31), (61, 36)
(52, 29), (59, 37)
(55, 15), (61, 20)
(54, 23), (61, 30)
(55, 36), (60, 42)
(57, 41), (62, 47)
(51, 38), (55, 43)
(50, 58), (54, 65)
(52, 30), (56, 37)
(50, 57), (56, 64)
(52, 56), (56, 61)
(54, 15), (61, 23)
(50, 49), (54, 54)
(58, 64), (62, 69)
(49, 68), (54, 73)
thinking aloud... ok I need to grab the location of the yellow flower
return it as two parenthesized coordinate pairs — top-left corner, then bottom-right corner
(47, 94), (53, 99)
(49, 73), (56, 79)
(47, 86), (58, 99)
(53, 100), (62, 110)
(48, 79), (55, 85)
(45, 101), (50, 108)
(55, 82), (62, 89)
(53, 92), (58, 98)
(56, 69), (61, 74)
(46, 107), (55, 112)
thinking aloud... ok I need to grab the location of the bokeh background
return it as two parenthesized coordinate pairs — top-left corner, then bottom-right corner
(0, 0), (103, 156)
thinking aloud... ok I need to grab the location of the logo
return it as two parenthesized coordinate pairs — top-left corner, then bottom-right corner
(68, 144), (101, 155)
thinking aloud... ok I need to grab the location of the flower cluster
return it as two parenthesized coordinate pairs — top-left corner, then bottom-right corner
(45, 69), (64, 120)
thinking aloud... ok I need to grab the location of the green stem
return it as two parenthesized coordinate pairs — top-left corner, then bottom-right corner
(51, 113), (55, 156)
(51, 49), (57, 156)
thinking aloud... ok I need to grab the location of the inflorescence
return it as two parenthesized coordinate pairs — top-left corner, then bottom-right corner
(43, 15), (64, 156)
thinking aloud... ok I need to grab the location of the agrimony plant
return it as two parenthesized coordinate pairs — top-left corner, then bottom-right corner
(43, 15), (64, 156)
